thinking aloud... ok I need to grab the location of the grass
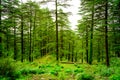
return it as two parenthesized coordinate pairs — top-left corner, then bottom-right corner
(0, 55), (120, 80)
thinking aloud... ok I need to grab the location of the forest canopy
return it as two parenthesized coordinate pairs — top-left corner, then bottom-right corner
(0, 0), (120, 80)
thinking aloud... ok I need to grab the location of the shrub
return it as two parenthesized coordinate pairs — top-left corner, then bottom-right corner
(77, 73), (94, 80)
(100, 68), (113, 77)
(37, 69), (45, 74)
(50, 69), (58, 76)
(59, 72), (65, 80)
(65, 69), (73, 74)
(0, 58), (19, 80)
(20, 68), (30, 75)
(109, 74), (120, 80)
(110, 58), (120, 67)
(74, 68), (83, 75)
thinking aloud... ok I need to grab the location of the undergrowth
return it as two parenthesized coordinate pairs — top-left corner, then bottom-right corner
(0, 56), (120, 80)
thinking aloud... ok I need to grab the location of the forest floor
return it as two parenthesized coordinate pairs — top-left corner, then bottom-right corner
(0, 55), (120, 80)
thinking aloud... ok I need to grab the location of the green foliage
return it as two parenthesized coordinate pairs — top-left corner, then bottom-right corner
(74, 68), (84, 75)
(37, 69), (46, 74)
(0, 58), (20, 80)
(99, 68), (114, 77)
(77, 73), (94, 80)
(50, 69), (58, 76)
(65, 68), (73, 74)
(109, 74), (120, 80)
(20, 67), (46, 75)
(110, 58), (120, 67)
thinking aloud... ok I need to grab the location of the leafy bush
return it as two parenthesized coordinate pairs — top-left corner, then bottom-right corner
(110, 58), (120, 67)
(77, 73), (94, 80)
(0, 58), (20, 80)
(109, 74), (120, 80)
(20, 68), (45, 75)
(74, 68), (83, 75)
(20, 68), (30, 75)
(50, 69), (58, 76)
(65, 69), (73, 74)
(59, 72), (65, 80)
(100, 68), (113, 77)
(37, 69), (46, 74)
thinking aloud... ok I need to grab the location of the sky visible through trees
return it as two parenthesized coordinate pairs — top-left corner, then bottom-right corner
(22, 0), (81, 30)
(0, 0), (120, 80)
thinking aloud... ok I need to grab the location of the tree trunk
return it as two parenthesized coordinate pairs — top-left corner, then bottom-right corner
(68, 42), (71, 61)
(105, 0), (109, 67)
(55, 0), (59, 61)
(32, 10), (36, 59)
(71, 41), (74, 62)
(6, 28), (9, 56)
(0, 0), (2, 57)
(89, 0), (94, 64)
(82, 40), (84, 63)
(21, 15), (24, 62)
(97, 39), (100, 62)
(29, 8), (32, 62)
(86, 26), (88, 63)
(60, 28), (64, 61)
(14, 17), (17, 60)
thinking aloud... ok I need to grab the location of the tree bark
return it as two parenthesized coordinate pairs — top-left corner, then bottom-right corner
(29, 6), (32, 62)
(105, 0), (109, 67)
(86, 26), (88, 63)
(21, 14), (24, 62)
(0, 0), (2, 57)
(55, 0), (59, 61)
(89, 0), (94, 64)
(14, 17), (17, 60)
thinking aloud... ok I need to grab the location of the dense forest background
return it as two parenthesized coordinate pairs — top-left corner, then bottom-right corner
(0, 0), (120, 80)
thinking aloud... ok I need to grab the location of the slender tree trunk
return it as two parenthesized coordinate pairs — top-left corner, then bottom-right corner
(20, 0), (24, 62)
(0, 0), (2, 57)
(14, 17), (17, 60)
(29, 8), (32, 62)
(68, 42), (70, 61)
(105, 0), (109, 66)
(55, 0), (59, 61)
(97, 39), (100, 62)
(117, 1), (120, 57)
(86, 26), (88, 63)
(89, 0), (94, 64)
(75, 52), (77, 62)
(71, 41), (74, 62)
(81, 40), (83, 63)
(32, 10), (36, 59)
(60, 28), (63, 61)
(6, 28), (9, 56)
